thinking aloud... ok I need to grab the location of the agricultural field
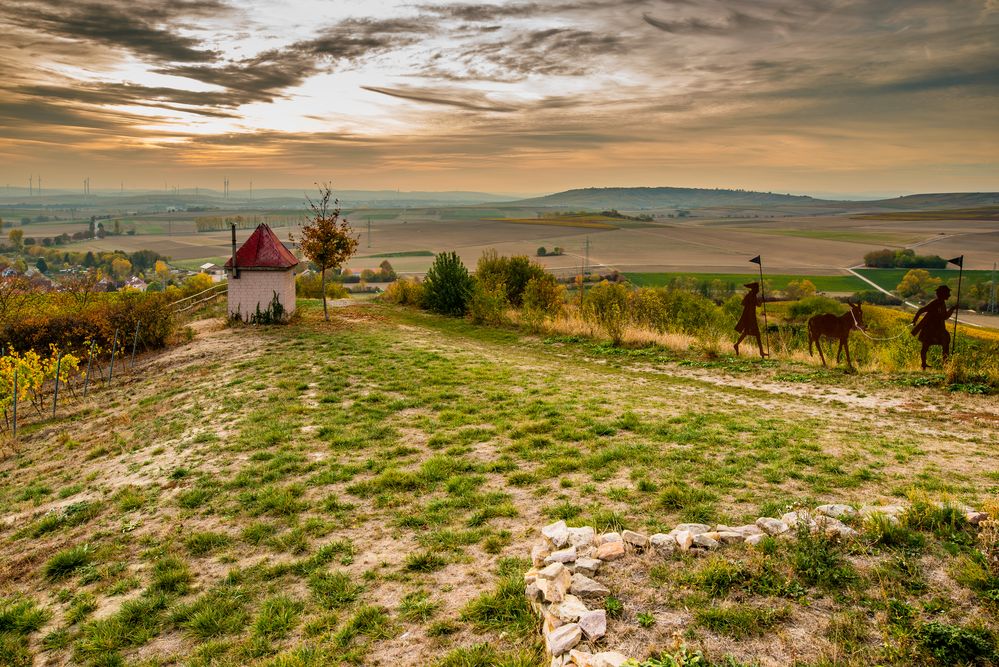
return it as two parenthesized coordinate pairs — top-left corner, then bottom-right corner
(8, 199), (998, 286)
(625, 273), (866, 293)
(1, 301), (998, 666)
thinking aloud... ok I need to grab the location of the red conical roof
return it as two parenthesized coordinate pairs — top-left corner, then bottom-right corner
(224, 224), (298, 270)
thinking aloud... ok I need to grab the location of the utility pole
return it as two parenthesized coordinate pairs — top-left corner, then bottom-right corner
(584, 236), (590, 278)
(29, 174), (33, 197)
(367, 217), (371, 248)
(37, 176), (41, 196)
(989, 262), (999, 315)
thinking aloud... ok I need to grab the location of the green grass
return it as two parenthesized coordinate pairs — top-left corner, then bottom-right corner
(694, 603), (791, 638)
(184, 531), (232, 556)
(171, 586), (248, 640)
(4, 295), (998, 666)
(308, 571), (362, 609)
(625, 271), (866, 292)
(42, 545), (92, 581)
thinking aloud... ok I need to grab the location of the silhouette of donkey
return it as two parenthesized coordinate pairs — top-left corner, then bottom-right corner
(807, 302), (865, 368)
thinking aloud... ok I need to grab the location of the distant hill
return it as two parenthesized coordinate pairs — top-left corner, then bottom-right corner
(512, 187), (821, 210)
(511, 187), (999, 212)
(862, 192), (999, 210)
(0, 189), (518, 211)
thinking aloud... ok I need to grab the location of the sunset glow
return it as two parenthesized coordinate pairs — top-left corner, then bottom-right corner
(1, 0), (997, 195)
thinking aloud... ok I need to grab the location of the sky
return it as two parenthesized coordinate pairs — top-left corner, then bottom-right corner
(1, 0), (997, 197)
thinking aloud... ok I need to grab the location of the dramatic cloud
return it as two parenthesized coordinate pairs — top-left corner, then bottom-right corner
(2, 0), (228, 62)
(1, 0), (997, 194)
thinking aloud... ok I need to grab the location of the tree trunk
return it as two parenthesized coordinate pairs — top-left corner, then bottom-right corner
(321, 268), (329, 321)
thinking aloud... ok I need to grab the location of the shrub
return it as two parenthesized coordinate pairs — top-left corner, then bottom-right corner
(850, 290), (902, 306)
(917, 621), (997, 665)
(783, 279), (817, 300)
(629, 287), (726, 337)
(583, 281), (629, 345)
(382, 277), (424, 306)
(790, 524), (856, 590)
(296, 273), (349, 299)
(1, 291), (174, 354)
(423, 252), (473, 316)
(469, 279), (509, 325)
(787, 295), (844, 321)
(522, 274), (564, 330)
(476, 250), (547, 306)
(897, 269), (942, 299)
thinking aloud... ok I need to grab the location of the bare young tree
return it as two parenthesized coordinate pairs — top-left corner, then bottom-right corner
(293, 183), (359, 321)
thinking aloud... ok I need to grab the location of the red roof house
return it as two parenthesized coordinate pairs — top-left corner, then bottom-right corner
(226, 224), (299, 321)
(224, 224), (298, 271)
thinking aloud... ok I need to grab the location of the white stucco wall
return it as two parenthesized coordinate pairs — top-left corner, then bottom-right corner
(227, 269), (296, 321)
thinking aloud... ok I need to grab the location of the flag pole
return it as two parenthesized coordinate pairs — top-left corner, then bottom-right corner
(950, 255), (964, 354)
(750, 255), (770, 357)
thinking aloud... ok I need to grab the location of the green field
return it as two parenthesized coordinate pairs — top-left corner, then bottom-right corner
(626, 272), (866, 292)
(360, 250), (435, 259)
(750, 229), (919, 245)
(855, 268), (995, 291)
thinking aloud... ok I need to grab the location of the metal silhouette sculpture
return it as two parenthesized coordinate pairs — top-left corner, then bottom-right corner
(808, 302), (865, 368)
(912, 284), (956, 370)
(734, 282), (766, 358)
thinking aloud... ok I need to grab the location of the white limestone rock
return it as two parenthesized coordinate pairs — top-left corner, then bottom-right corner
(649, 533), (677, 554)
(816, 503), (855, 519)
(756, 517), (789, 535)
(546, 546), (578, 564)
(715, 531), (745, 544)
(574, 557), (602, 577)
(621, 530), (649, 548)
(591, 651), (630, 667)
(543, 520), (570, 548)
(568, 526), (596, 548)
(674, 529), (694, 551)
(578, 609), (607, 640)
(595, 540), (625, 561)
(554, 594), (590, 623)
(693, 533), (719, 550)
(570, 573), (610, 599)
(674, 523), (711, 535)
(546, 622), (582, 656)
(731, 524), (763, 537)
(532, 544), (551, 567)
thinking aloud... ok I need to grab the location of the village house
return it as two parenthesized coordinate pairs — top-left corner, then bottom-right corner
(225, 224), (298, 321)
(199, 262), (225, 282)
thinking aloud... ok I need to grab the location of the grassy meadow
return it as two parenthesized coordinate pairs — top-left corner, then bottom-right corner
(1, 299), (998, 666)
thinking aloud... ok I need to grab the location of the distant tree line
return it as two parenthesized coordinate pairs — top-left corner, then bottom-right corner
(863, 248), (946, 269)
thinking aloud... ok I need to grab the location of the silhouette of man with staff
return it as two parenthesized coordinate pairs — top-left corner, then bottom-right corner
(734, 282), (767, 358)
(911, 284), (956, 370)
